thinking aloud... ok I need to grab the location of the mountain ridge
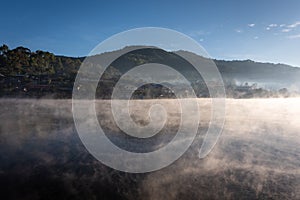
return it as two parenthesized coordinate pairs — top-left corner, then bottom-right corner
(1, 44), (300, 98)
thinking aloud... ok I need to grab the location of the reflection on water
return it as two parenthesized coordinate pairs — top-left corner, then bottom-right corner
(0, 99), (299, 200)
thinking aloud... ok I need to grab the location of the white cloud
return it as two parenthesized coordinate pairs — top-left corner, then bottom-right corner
(254, 36), (259, 39)
(248, 23), (255, 27)
(287, 34), (300, 39)
(282, 29), (292, 33)
(268, 24), (278, 27)
(279, 24), (286, 27)
(265, 24), (278, 30)
(235, 29), (243, 33)
(287, 21), (300, 28)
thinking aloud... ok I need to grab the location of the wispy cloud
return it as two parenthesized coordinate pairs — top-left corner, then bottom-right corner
(265, 23), (278, 31)
(279, 21), (300, 34)
(287, 34), (300, 39)
(248, 23), (255, 27)
(268, 24), (278, 28)
(254, 36), (259, 40)
(287, 21), (300, 28)
(235, 29), (243, 33)
(282, 29), (292, 33)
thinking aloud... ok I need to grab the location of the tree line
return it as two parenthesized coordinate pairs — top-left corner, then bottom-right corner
(0, 44), (81, 78)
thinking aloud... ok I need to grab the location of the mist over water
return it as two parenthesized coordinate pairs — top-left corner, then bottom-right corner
(0, 98), (299, 199)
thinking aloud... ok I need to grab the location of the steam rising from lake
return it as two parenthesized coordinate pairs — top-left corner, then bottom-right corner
(0, 99), (299, 199)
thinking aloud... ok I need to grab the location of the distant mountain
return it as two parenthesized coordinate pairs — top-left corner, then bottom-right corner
(1, 44), (300, 98)
(104, 47), (300, 91)
(215, 59), (300, 88)
(86, 47), (300, 90)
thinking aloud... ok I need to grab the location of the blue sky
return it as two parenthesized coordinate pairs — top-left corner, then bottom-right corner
(2, 0), (300, 66)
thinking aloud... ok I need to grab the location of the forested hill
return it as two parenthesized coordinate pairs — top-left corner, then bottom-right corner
(1, 44), (300, 98)
(0, 44), (83, 77)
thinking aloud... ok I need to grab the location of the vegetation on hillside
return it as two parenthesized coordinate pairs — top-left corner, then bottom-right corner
(0, 44), (298, 98)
